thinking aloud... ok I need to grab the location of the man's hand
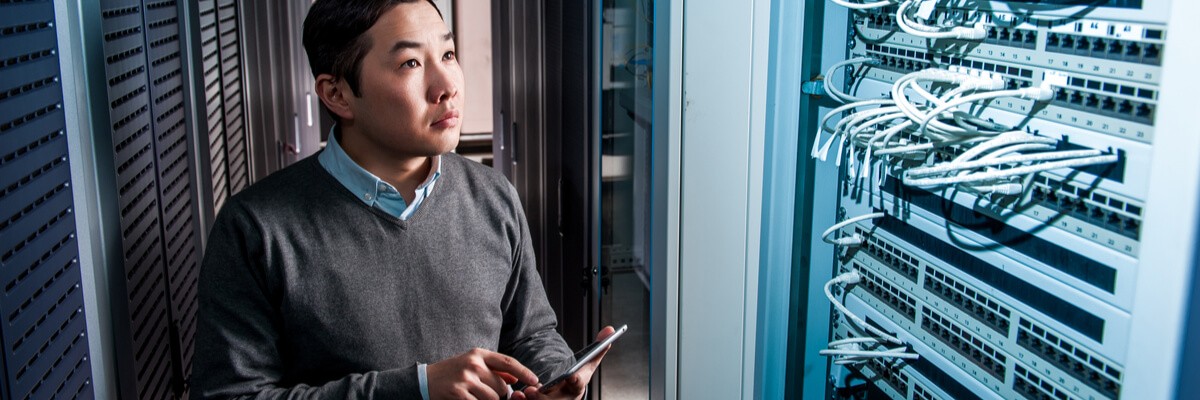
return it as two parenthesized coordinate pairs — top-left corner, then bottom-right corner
(427, 348), (539, 400)
(512, 326), (617, 400)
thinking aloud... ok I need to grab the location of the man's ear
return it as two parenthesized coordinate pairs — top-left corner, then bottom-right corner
(316, 74), (354, 121)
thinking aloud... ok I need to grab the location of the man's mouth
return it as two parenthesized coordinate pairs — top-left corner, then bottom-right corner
(432, 109), (461, 128)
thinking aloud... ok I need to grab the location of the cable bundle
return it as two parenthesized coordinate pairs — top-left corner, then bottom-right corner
(815, 58), (1117, 195)
(830, 0), (987, 40)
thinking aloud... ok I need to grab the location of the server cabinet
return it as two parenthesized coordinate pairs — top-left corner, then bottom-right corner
(491, 0), (595, 355)
(788, 1), (1200, 399)
(197, 0), (251, 213)
(0, 1), (95, 398)
(88, 0), (207, 397)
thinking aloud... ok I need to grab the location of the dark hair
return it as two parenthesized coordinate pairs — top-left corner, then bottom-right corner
(303, 0), (442, 97)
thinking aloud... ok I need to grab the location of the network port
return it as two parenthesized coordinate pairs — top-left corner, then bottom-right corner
(1046, 32), (1164, 66)
(1017, 319), (1122, 399)
(920, 308), (1007, 380)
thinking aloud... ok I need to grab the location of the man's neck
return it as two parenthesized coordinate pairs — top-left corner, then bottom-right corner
(337, 126), (431, 204)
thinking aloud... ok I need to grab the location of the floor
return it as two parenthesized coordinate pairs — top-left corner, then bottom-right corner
(598, 271), (651, 399)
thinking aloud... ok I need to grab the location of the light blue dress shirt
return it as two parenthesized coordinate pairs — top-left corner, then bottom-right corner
(318, 127), (441, 220)
(317, 127), (440, 399)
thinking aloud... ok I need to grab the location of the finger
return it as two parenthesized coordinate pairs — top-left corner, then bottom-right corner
(523, 386), (547, 400)
(509, 390), (527, 400)
(594, 325), (617, 341)
(496, 371), (519, 385)
(482, 352), (539, 385)
(538, 370), (591, 397)
(571, 326), (614, 379)
(467, 375), (502, 400)
(476, 367), (511, 399)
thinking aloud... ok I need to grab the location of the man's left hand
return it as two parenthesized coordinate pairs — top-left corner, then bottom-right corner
(510, 326), (617, 400)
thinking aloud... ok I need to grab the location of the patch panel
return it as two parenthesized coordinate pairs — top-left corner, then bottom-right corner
(1028, 176), (1142, 241)
(853, 49), (1157, 143)
(1013, 363), (1080, 400)
(983, 26), (1038, 50)
(836, 253), (1123, 400)
(1045, 32), (1162, 66)
(852, 224), (1010, 341)
(862, 44), (1036, 89)
(830, 323), (963, 400)
(852, 8), (1167, 86)
(863, 125), (1144, 260)
(1016, 319), (1122, 399)
(881, 188), (1137, 306)
(848, 216), (1132, 357)
(857, 226), (920, 282)
(844, 295), (1002, 398)
(890, 132), (1139, 245)
(846, 223), (1110, 347)
(849, 81), (1153, 259)
(1052, 87), (1155, 125)
(841, 344), (913, 398)
(923, 266), (1012, 336)
(920, 304), (1007, 380)
(847, 261), (918, 321)
(881, 181), (1121, 297)
(869, 358), (912, 396)
(883, 168), (1142, 261)
(912, 130), (1127, 183)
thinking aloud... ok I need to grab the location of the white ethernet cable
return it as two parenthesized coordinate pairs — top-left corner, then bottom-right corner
(903, 149), (1119, 187)
(830, 0), (896, 9)
(820, 67), (1004, 165)
(895, 0), (987, 40)
(821, 212), (886, 247)
(824, 57), (880, 104)
(814, 99), (897, 160)
(824, 270), (905, 345)
(891, 68), (1008, 139)
(820, 337), (920, 365)
(916, 83), (1056, 137)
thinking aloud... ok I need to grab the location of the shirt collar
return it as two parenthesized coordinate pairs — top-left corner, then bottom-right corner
(319, 125), (442, 204)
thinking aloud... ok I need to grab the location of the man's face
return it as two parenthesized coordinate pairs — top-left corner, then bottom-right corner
(344, 2), (463, 158)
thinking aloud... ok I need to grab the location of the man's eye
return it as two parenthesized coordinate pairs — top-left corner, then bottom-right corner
(402, 59), (420, 68)
(443, 51), (456, 61)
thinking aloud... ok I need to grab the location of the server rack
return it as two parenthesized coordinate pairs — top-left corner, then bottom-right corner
(790, 1), (1200, 399)
(0, 1), (95, 398)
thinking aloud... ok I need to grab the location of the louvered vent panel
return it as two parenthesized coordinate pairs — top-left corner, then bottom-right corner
(143, 0), (200, 385)
(198, 0), (229, 211)
(216, 0), (248, 195)
(97, 1), (174, 398)
(0, 0), (95, 398)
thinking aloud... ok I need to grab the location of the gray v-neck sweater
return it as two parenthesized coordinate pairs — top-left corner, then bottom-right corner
(191, 153), (573, 399)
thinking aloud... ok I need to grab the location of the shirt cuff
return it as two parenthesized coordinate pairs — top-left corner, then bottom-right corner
(418, 363), (431, 400)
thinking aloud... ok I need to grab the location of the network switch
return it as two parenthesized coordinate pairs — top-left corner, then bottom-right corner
(835, 265), (1122, 399)
(846, 75), (1151, 258)
(813, 1), (1185, 399)
(836, 217), (1129, 392)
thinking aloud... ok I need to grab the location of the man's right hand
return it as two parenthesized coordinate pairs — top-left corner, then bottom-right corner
(427, 348), (539, 400)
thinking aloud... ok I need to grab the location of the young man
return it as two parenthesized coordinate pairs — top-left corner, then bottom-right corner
(191, 1), (612, 399)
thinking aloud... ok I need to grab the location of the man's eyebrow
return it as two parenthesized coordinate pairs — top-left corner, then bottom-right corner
(390, 40), (422, 53)
(389, 33), (455, 54)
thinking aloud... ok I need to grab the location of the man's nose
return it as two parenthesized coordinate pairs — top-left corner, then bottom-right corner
(428, 63), (460, 104)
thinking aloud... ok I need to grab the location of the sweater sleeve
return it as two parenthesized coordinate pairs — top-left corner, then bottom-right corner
(190, 201), (422, 400)
(496, 184), (576, 381)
